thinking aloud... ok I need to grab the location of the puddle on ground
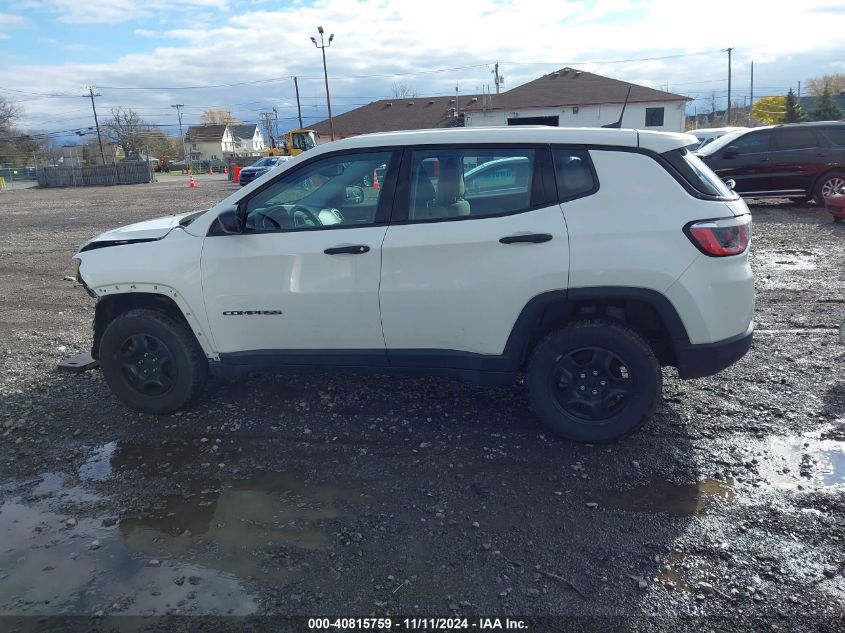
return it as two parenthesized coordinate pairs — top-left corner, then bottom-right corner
(592, 475), (735, 516)
(0, 440), (368, 615)
(754, 434), (845, 490)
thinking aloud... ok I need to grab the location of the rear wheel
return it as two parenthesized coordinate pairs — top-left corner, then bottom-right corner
(526, 320), (661, 443)
(99, 308), (207, 414)
(814, 171), (845, 205)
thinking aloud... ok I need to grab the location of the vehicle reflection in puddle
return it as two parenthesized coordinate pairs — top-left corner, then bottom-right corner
(592, 476), (735, 516)
(757, 435), (845, 489)
(0, 440), (368, 615)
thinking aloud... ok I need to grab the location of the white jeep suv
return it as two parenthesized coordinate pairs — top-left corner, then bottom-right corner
(75, 127), (754, 443)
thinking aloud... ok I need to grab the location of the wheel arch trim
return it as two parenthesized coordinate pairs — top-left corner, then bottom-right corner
(91, 284), (218, 360)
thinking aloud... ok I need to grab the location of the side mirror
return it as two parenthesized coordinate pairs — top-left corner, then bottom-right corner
(345, 185), (364, 205)
(723, 146), (739, 159)
(724, 178), (736, 190)
(217, 206), (243, 234)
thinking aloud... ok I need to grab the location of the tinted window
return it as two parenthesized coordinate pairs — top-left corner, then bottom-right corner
(773, 128), (818, 151)
(243, 151), (392, 231)
(408, 148), (535, 221)
(645, 107), (665, 127)
(821, 128), (845, 146)
(552, 149), (596, 200)
(733, 131), (770, 153)
(662, 148), (736, 199)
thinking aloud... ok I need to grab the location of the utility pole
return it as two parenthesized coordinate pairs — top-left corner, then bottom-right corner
(724, 47), (733, 125)
(749, 61), (754, 126)
(272, 107), (279, 143)
(797, 81), (801, 99)
(261, 112), (276, 148)
(492, 63), (504, 94)
(171, 104), (187, 171)
(293, 76), (303, 128)
(311, 27), (335, 141)
(87, 87), (106, 165)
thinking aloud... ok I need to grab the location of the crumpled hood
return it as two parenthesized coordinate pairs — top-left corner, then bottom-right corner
(78, 211), (198, 253)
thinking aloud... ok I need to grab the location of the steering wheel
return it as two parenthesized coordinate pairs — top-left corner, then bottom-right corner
(252, 210), (281, 230)
(291, 205), (322, 228)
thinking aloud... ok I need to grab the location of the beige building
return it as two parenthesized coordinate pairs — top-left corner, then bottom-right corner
(185, 125), (235, 163)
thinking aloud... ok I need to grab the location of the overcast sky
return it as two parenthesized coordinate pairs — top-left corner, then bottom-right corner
(1, 0), (844, 139)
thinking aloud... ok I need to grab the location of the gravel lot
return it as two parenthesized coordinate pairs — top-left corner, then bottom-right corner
(0, 176), (844, 631)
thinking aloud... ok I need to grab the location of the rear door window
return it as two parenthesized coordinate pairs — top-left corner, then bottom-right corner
(772, 128), (818, 151)
(406, 147), (537, 221)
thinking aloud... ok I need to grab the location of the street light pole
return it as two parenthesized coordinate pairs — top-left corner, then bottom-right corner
(311, 26), (335, 141)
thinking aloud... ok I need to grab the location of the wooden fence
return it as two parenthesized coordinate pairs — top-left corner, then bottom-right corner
(37, 162), (153, 188)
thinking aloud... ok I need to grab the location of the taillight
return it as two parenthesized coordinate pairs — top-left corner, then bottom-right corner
(684, 215), (751, 257)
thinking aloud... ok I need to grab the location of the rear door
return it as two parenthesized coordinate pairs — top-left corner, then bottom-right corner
(769, 127), (826, 195)
(379, 144), (569, 363)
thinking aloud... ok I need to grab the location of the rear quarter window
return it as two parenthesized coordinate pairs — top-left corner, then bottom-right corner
(661, 148), (737, 200)
(821, 128), (845, 146)
(551, 149), (598, 201)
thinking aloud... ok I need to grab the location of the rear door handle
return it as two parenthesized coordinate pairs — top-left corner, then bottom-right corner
(324, 244), (370, 255)
(499, 233), (553, 244)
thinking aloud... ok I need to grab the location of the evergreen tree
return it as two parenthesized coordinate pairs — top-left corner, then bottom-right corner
(784, 89), (808, 123)
(813, 84), (843, 121)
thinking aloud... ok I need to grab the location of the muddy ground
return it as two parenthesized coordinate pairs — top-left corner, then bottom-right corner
(0, 176), (843, 631)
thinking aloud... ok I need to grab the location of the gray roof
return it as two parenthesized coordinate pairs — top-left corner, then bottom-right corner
(231, 124), (259, 140)
(464, 67), (690, 112)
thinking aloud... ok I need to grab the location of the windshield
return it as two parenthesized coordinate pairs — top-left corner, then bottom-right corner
(292, 132), (316, 151)
(696, 130), (747, 156)
(252, 157), (276, 167)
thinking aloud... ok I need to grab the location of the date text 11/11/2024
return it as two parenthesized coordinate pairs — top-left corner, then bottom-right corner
(307, 618), (529, 630)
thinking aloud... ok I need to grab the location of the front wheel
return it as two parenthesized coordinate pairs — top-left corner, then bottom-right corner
(99, 308), (208, 414)
(526, 320), (661, 443)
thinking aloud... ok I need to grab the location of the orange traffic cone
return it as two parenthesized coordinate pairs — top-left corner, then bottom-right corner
(223, 166), (228, 176)
(189, 174), (197, 189)
(372, 168), (380, 190)
(208, 165), (213, 175)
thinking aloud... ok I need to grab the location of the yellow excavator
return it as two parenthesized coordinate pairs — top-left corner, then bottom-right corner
(265, 129), (317, 157)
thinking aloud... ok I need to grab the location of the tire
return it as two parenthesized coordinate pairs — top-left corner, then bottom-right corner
(99, 308), (208, 414)
(834, 216), (844, 223)
(526, 320), (661, 443)
(814, 171), (845, 205)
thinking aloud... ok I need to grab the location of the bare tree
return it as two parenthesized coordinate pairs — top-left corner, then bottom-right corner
(391, 83), (418, 99)
(201, 109), (241, 125)
(0, 96), (22, 134)
(805, 74), (845, 97)
(105, 107), (148, 159)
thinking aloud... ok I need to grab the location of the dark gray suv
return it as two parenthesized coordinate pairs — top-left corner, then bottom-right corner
(696, 122), (845, 204)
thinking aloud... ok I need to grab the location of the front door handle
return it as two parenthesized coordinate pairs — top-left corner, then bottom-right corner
(499, 233), (553, 244)
(324, 244), (370, 255)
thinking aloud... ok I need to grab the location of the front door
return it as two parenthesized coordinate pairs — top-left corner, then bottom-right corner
(201, 149), (398, 360)
(709, 130), (773, 195)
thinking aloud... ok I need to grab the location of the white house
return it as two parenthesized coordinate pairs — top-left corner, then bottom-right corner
(231, 124), (266, 156)
(184, 124), (235, 163)
(463, 68), (690, 133)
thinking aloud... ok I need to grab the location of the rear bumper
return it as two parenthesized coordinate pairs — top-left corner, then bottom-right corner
(675, 322), (753, 379)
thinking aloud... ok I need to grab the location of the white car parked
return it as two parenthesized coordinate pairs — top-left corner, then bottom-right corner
(687, 126), (748, 151)
(75, 127), (754, 442)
